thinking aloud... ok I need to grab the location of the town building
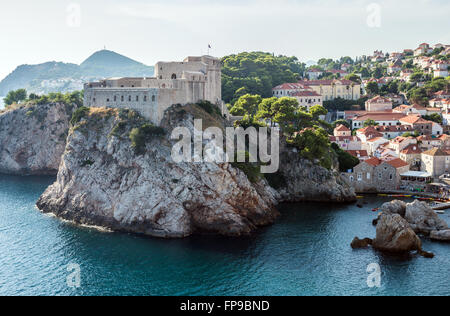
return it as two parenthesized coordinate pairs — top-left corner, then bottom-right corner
(389, 136), (418, 155)
(329, 135), (362, 151)
(400, 144), (422, 170)
(352, 113), (406, 129)
(290, 91), (323, 109)
(399, 115), (433, 135)
(306, 69), (323, 80)
(365, 96), (393, 112)
(414, 43), (433, 56)
(343, 157), (409, 192)
(299, 79), (361, 101)
(84, 55), (223, 124)
(421, 148), (450, 178)
(334, 125), (351, 137)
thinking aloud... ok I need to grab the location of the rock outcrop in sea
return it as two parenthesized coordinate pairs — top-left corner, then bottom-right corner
(36, 105), (281, 237)
(1, 101), (356, 238)
(352, 199), (450, 257)
(0, 102), (76, 175)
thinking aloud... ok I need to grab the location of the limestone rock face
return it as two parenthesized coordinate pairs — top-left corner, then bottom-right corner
(405, 200), (448, 235)
(372, 213), (422, 253)
(380, 200), (407, 217)
(0, 103), (75, 175)
(36, 106), (279, 238)
(430, 230), (450, 242)
(275, 147), (356, 203)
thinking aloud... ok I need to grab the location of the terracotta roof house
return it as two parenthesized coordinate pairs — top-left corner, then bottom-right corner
(352, 113), (406, 129)
(334, 124), (351, 137)
(365, 96), (393, 112)
(399, 115), (433, 135)
(421, 148), (450, 177)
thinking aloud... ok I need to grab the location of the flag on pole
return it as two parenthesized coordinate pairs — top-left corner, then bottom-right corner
(208, 44), (212, 49)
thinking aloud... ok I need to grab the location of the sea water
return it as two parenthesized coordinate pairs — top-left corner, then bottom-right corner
(0, 175), (449, 296)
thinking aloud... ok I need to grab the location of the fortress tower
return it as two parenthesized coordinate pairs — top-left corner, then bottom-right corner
(84, 55), (224, 125)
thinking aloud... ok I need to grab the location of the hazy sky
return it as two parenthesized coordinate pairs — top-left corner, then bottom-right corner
(0, 0), (449, 79)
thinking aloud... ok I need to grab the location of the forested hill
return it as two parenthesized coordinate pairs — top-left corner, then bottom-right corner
(221, 52), (306, 104)
(0, 50), (154, 96)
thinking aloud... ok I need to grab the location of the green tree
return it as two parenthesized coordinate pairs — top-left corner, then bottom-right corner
(423, 113), (443, 125)
(4, 89), (27, 106)
(221, 52), (305, 103)
(229, 94), (262, 117)
(333, 119), (351, 129)
(290, 128), (333, 169)
(309, 104), (328, 120)
(331, 143), (360, 172)
(272, 97), (298, 132)
(255, 97), (278, 126)
(344, 74), (362, 84)
(366, 81), (379, 95)
(363, 119), (379, 127)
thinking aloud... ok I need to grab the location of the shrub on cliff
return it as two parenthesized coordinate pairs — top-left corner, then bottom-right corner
(70, 106), (90, 125)
(231, 151), (262, 184)
(288, 128), (333, 169)
(331, 143), (359, 172)
(129, 124), (166, 154)
(196, 100), (222, 118)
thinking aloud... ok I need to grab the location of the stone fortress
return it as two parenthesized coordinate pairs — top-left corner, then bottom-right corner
(84, 55), (226, 124)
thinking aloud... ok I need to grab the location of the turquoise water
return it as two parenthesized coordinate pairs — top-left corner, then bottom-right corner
(0, 175), (449, 296)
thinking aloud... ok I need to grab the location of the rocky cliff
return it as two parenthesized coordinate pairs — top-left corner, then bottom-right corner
(0, 102), (75, 175)
(273, 144), (356, 203)
(36, 105), (280, 237)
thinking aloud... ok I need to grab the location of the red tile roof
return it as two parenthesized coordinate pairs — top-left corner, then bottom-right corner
(346, 150), (369, 158)
(365, 157), (382, 167)
(335, 124), (351, 132)
(353, 113), (406, 122)
(273, 83), (309, 90)
(399, 115), (430, 125)
(291, 90), (322, 97)
(401, 144), (422, 155)
(299, 79), (356, 86)
(385, 158), (409, 169)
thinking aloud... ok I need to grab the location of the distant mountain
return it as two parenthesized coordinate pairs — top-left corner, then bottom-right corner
(0, 50), (154, 96)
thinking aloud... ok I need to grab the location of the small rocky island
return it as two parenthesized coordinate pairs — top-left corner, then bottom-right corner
(352, 200), (450, 258)
(0, 101), (355, 238)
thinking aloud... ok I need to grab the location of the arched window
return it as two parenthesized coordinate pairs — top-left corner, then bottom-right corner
(128, 96), (131, 102)
(152, 95), (156, 102)
(114, 96), (117, 102)
(162, 84), (166, 88)
(121, 96), (124, 102)
(171, 74), (177, 79)
(144, 96), (147, 102)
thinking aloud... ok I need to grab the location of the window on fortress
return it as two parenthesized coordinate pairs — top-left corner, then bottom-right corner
(121, 96), (124, 102)
(171, 74), (177, 79)
(152, 95), (156, 102)
(136, 96), (139, 102)
(114, 96), (117, 102)
(129, 96), (131, 102)
(144, 96), (147, 102)
(107, 98), (110, 102)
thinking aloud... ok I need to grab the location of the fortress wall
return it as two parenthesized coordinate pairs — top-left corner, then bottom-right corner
(84, 88), (160, 124)
(155, 61), (207, 79)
